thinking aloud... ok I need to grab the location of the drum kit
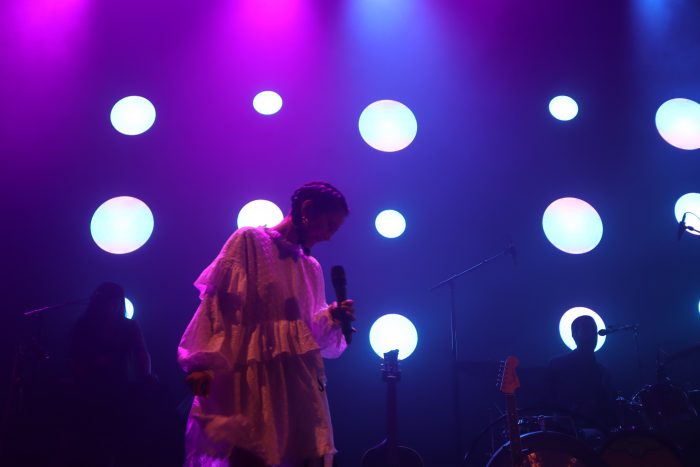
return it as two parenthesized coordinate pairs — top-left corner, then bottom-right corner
(464, 349), (700, 467)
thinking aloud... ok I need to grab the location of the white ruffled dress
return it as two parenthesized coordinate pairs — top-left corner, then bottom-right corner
(178, 227), (347, 467)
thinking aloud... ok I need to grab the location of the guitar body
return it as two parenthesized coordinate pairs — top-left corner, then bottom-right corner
(493, 357), (605, 467)
(486, 431), (605, 467)
(361, 439), (424, 467)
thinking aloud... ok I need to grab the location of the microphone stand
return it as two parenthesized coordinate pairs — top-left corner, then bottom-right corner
(430, 246), (513, 465)
(633, 325), (643, 387)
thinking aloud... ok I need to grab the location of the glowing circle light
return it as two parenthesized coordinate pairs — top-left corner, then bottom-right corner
(559, 307), (606, 352)
(369, 313), (418, 360)
(375, 210), (406, 239)
(655, 98), (700, 150)
(674, 193), (700, 236)
(253, 91), (283, 115)
(359, 100), (417, 152)
(91, 196), (154, 254)
(125, 298), (134, 320)
(237, 199), (283, 228)
(543, 197), (603, 254)
(549, 95), (579, 121)
(110, 96), (156, 135)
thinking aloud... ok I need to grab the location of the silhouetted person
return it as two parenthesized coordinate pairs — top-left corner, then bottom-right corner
(66, 282), (152, 466)
(549, 315), (615, 429)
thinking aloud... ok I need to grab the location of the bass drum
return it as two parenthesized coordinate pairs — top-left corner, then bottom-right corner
(635, 383), (697, 431)
(600, 431), (684, 467)
(486, 431), (605, 467)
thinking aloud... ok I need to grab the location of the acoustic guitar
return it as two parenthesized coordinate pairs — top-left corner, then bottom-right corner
(361, 349), (423, 467)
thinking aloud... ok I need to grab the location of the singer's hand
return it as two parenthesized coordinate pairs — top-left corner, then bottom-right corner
(330, 299), (355, 326)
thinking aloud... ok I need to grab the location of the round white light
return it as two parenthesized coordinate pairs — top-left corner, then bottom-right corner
(253, 91), (283, 115)
(674, 193), (700, 236)
(369, 313), (418, 360)
(559, 307), (606, 352)
(655, 98), (700, 150)
(125, 298), (134, 320)
(375, 210), (406, 239)
(359, 100), (417, 152)
(110, 96), (156, 135)
(237, 199), (284, 228)
(543, 197), (603, 254)
(91, 196), (155, 254)
(549, 95), (579, 121)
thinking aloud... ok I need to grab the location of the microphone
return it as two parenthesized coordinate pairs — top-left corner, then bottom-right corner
(331, 265), (353, 344)
(677, 213), (688, 240)
(598, 324), (639, 336)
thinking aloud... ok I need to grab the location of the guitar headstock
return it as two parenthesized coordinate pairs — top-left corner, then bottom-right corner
(497, 356), (520, 395)
(382, 349), (401, 381)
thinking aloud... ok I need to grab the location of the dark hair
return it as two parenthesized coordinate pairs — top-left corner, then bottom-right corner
(291, 181), (348, 255)
(85, 282), (125, 318)
(571, 315), (596, 335)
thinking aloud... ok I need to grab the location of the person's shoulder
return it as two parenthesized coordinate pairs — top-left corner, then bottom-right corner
(232, 226), (266, 240)
(222, 227), (270, 252)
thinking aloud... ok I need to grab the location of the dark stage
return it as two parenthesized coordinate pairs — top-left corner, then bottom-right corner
(2, 0), (700, 465)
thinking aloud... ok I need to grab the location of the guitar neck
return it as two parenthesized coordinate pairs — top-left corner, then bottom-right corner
(504, 394), (522, 466)
(386, 376), (399, 462)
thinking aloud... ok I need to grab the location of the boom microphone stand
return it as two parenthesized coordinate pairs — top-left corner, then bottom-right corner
(430, 243), (516, 465)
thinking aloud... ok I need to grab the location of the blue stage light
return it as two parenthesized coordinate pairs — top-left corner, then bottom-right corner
(543, 197), (603, 254)
(110, 96), (156, 135)
(375, 209), (406, 239)
(549, 95), (579, 121)
(237, 199), (283, 228)
(253, 91), (283, 115)
(125, 298), (134, 320)
(674, 193), (700, 236)
(359, 100), (417, 152)
(369, 313), (418, 360)
(559, 307), (606, 352)
(655, 98), (700, 150)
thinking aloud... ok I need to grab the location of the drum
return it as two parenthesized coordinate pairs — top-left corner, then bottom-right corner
(487, 431), (605, 467)
(517, 415), (577, 438)
(613, 397), (650, 432)
(635, 383), (697, 430)
(600, 431), (683, 467)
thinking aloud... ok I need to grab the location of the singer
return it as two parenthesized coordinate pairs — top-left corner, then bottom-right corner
(178, 181), (354, 467)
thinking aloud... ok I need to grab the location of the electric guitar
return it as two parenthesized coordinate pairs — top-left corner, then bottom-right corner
(489, 356), (605, 467)
(496, 356), (523, 467)
(361, 350), (423, 467)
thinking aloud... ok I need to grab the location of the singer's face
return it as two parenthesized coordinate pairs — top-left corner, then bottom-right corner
(304, 209), (346, 246)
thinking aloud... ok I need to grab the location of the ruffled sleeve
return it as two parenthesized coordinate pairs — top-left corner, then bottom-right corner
(177, 230), (251, 373)
(307, 261), (347, 359)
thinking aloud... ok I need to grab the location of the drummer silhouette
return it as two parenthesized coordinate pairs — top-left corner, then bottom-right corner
(548, 315), (615, 430)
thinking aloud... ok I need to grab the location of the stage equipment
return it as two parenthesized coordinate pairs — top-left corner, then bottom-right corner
(361, 350), (423, 467)
(430, 241), (516, 464)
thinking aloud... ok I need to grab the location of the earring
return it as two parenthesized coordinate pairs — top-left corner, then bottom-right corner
(302, 216), (309, 226)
